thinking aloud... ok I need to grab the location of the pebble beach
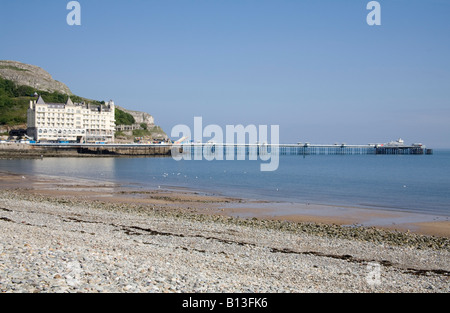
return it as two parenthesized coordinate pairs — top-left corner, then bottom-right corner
(0, 172), (449, 293)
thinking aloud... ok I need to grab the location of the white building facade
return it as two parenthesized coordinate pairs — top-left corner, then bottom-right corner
(27, 96), (116, 143)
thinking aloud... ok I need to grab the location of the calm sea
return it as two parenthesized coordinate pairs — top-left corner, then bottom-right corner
(1, 150), (449, 216)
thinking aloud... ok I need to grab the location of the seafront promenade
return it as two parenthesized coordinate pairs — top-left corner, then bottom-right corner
(0, 142), (172, 158)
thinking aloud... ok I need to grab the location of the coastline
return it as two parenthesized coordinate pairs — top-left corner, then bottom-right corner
(1, 170), (448, 238)
(0, 143), (171, 158)
(0, 171), (449, 292)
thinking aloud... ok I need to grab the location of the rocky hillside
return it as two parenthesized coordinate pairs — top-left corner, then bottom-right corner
(115, 106), (168, 141)
(116, 106), (155, 127)
(0, 60), (168, 141)
(0, 60), (72, 95)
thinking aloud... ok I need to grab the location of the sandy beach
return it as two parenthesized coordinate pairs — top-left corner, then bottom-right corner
(1, 170), (448, 237)
(0, 171), (449, 293)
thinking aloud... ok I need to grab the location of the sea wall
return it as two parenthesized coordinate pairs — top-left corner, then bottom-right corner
(0, 143), (171, 158)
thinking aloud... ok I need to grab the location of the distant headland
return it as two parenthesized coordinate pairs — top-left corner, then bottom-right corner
(0, 60), (167, 143)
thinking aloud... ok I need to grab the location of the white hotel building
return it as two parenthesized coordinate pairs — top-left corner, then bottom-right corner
(27, 96), (116, 143)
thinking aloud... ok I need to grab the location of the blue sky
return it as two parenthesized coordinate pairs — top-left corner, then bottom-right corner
(1, 0), (449, 147)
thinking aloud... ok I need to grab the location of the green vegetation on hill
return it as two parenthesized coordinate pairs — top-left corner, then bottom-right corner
(0, 76), (166, 141)
(0, 77), (31, 125)
(115, 108), (136, 125)
(0, 76), (103, 126)
(132, 126), (166, 138)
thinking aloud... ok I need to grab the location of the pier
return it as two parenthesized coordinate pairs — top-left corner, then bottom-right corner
(177, 143), (433, 158)
(0, 141), (433, 158)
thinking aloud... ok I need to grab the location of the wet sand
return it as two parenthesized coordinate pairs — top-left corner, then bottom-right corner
(1, 170), (448, 238)
(1, 170), (450, 293)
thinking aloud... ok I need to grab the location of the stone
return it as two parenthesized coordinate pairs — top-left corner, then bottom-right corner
(0, 60), (72, 94)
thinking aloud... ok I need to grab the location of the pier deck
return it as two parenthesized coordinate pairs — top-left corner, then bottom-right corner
(178, 143), (433, 157)
(0, 142), (433, 158)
